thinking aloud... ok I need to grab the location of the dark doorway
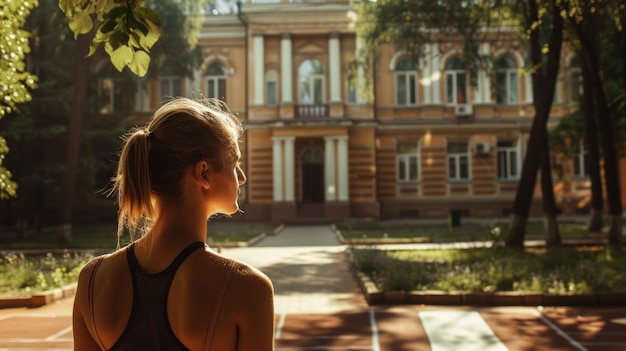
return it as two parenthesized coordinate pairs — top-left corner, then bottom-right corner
(301, 148), (324, 203)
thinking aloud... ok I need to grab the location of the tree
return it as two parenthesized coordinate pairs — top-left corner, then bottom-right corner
(0, 0), (39, 200)
(505, 0), (564, 249)
(561, 0), (624, 248)
(58, 0), (211, 77)
(54, 0), (205, 242)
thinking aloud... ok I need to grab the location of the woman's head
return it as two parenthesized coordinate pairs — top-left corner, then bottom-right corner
(111, 97), (244, 239)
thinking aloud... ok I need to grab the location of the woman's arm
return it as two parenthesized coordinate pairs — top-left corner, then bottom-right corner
(72, 259), (104, 351)
(235, 271), (275, 351)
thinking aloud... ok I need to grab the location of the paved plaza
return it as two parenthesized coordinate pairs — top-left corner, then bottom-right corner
(0, 224), (625, 350)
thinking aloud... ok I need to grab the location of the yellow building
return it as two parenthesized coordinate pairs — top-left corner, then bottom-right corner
(101, 0), (589, 223)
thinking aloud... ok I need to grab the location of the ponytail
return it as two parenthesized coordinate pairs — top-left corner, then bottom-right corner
(111, 127), (154, 244)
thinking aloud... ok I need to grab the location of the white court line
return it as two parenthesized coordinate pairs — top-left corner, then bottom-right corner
(536, 312), (588, 351)
(276, 347), (371, 350)
(275, 312), (287, 340)
(418, 310), (508, 351)
(45, 325), (73, 341)
(368, 310), (380, 351)
(0, 313), (70, 321)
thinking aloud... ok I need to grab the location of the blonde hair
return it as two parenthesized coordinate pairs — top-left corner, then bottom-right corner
(109, 98), (243, 243)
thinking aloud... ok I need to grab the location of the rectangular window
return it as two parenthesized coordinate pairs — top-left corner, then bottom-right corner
(396, 72), (417, 106)
(98, 78), (122, 114)
(347, 83), (356, 103)
(207, 77), (226, 101)
(134, 79), (151, 112)
(447, 142), (469, 180)
(267, 81), (277, 106)
(160, 76), (181, 98)
(397, 142), (419, 182)
(573, 143), (590, 178)
(497, 141), (519, 180)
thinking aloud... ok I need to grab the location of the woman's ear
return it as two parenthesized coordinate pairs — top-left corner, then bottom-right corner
(195, 161), (212, 190)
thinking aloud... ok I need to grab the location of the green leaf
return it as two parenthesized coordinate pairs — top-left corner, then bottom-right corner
(109, 45), (133, 72)
(69, 12), (94, 39)
(128, 50), (151, 77)
(86, 40), (102, 57)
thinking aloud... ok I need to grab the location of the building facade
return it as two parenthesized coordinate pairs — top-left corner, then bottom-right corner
(99, 0), (595, 223)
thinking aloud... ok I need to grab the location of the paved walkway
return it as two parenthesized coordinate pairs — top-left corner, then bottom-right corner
(221, 225), (368, 314)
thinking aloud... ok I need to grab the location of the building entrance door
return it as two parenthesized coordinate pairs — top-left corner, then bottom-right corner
(301, 148), (324, 203)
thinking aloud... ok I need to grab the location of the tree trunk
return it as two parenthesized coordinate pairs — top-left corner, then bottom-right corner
(58, 34), (90, 243)
(580, 54), (604, 233)
(540, 128), (561, 248)
(506, 0), (563, 249)
(576, 18), (622, 249)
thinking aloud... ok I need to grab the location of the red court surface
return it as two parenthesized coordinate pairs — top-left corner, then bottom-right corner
(0, 298), (624, 350)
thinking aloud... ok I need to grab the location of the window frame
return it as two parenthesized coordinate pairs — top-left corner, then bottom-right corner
(206, 63), (227, 101)
(573, 141), (590, 178)
(495, 56), (519, 105)
(159, 76), (182, 99)
(445, 58), (468, 106)
(497, 140), (520, 180)
(395, 58), (418, 106)
(396, 142), (420, 183)
(447, 142), (470, 181)
(97, 78), (123, 114)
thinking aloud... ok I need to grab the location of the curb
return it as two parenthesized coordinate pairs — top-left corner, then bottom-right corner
(0, 283), (78, 309)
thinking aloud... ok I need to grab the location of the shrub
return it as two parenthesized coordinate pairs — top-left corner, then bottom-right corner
(0, 252), (93, 296)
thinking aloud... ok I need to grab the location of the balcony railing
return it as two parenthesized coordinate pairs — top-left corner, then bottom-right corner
(295, 104), (329, 118)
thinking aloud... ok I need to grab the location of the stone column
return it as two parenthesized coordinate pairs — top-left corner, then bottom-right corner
(432, 43), (441, 104)
(478, 43), (491, 103)
(284, 137), (295, 202)
(336, 135), (349, 201)
(329, 34), (341, 103)
(423, 44), (432, 104)
(281, 34), (293, 104)
(324, 136), (336, 202)
(253, 34), (265, 105)
(272, 137), (283, 201)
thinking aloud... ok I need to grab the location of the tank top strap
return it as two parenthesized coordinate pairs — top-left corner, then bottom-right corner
(86, 255), (107, 351)
(202, 259), (234, 351)
(126, 241), (207, 277)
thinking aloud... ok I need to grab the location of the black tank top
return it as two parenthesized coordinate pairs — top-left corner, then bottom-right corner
(109, 241), (206, 351)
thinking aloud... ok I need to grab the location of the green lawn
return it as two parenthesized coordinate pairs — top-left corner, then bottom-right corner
(336, 219), (593, 243)
(351, 246), (626, 293)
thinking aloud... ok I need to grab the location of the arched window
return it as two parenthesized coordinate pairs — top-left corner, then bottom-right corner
(495, 56), (519, 104)
(395, 58), (417, 106)
(445, 57), (467, 105)
(298, 59), (324, 105)
(266, 69), (278, 106)
(206, 63), (227, 101)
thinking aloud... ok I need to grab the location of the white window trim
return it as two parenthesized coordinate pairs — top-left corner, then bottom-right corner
(206, 75), (226, 100)
(497, 142), (521, 180)
(447, 144), (470, 181)
(396, 143), (420, 182)
(160, 76), (181, 99)
(573, 141), (589, 178)
(497, 69), (519, 105)
(300, 74), (325, 104)
(395, 71), (418, 106)
(445, 70), (467, 106)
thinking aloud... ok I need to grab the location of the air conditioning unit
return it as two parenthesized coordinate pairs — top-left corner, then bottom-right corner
(474, 142), (491, 154)
(455, 104), (473, 117)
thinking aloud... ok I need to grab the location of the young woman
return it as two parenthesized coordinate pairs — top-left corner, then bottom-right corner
(72, 98), (275, 351)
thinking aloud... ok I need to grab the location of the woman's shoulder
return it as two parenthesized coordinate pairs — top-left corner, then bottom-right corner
(194, 248), (273, 291)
